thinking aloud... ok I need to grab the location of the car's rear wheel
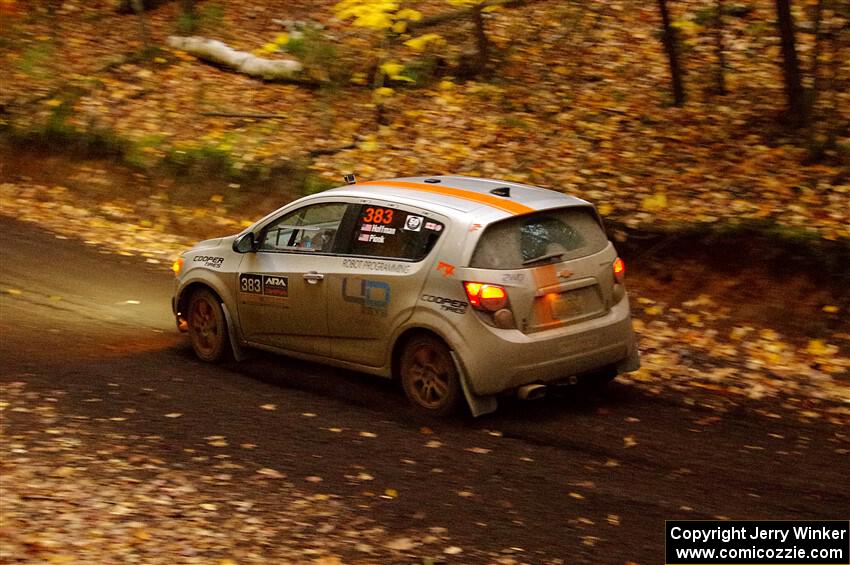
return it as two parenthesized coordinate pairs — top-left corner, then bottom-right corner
(187, 289), (230, 362)
(400, 335), (463, 416)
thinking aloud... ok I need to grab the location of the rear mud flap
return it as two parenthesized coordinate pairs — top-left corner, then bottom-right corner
(450, 351), (497, 417)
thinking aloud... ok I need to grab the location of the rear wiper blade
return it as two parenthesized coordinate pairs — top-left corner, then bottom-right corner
(522, 251), (564, 266)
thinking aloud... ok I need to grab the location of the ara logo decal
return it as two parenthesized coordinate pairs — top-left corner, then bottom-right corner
(342, 277), (391, 313)
(263, 275), (288, 297)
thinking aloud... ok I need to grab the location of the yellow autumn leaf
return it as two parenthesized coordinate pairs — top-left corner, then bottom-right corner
(274, 32), (290, 45)
(822, 305), (839, 313)
(380, 61), (404, 77)
(405, 33), (442, 51)
(384, 488), (398, 498)
(359, 139), (380, 152)
(805, 340), (833, 356)
(396, 8), (422, 21)
(392, 20), (407, 33)
(641, 192), (668, 212)
(261, 42), (278, 53)
(597, 203), (613, 216)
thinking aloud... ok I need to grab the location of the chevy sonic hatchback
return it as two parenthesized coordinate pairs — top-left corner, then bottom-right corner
(172, 176), (640, 416)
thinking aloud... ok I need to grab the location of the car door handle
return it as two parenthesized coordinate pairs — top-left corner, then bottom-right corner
(303, 272), (324, 284)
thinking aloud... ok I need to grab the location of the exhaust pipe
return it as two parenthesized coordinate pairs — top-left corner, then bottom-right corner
(517, 384), (547, 401)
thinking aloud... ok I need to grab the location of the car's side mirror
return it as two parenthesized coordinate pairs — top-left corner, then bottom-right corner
(233, 232), (258, 253)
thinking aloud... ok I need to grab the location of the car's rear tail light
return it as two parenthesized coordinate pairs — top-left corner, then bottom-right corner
(172, 257), (184, 276)
(464, 282), (509, 312)
(613, 257), (625, 283)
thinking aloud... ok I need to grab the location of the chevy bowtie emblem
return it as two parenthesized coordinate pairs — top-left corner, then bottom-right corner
(558, 269), (574, 278)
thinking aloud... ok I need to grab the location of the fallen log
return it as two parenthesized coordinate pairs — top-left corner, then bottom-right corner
(166, 36), (309, 83)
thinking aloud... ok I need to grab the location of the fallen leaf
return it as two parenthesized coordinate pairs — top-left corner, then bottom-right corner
(260, 403), (277, 411)
(385, 537), (415, 551)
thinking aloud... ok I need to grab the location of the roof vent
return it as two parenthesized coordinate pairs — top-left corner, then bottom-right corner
(490, 186), (511, 198)
(424, 178), (441, 184)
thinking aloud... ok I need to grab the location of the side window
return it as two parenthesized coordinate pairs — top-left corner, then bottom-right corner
(347, 204), (444, 261)
(259, 203), (348, 253)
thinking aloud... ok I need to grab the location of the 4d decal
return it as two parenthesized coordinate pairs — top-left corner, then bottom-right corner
(342, 277), (391, 313)
(436, 261), (455, 277)
(239, 274), (289, 297)
(424, 221), (442, 232)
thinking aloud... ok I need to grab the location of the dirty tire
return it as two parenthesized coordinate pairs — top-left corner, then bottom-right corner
(187, 288), (230, 363)
(400, 335), (463, 416)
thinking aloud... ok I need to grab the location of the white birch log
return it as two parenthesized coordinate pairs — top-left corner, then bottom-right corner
(166, 36), (304, 81)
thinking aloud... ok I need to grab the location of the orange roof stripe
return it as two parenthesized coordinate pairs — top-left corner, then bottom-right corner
(359, 180), (534, 215)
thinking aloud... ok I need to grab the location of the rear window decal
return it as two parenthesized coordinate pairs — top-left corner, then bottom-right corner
(424, 221), (442, 232)
(404, 215), (423, 231)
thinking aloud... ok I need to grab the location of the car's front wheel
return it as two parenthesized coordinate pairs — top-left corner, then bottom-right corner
(400, 335), (463, 416)
(187, 288), (230, 362)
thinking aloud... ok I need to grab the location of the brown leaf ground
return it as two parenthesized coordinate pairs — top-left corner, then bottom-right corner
(0, 382), (470, 564)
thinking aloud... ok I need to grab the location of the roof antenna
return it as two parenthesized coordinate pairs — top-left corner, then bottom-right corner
(490, 186), (511, 198)
(343, 173), (357, 185)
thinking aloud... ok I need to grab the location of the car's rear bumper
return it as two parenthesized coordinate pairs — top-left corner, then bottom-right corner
(459, 296), (639, 396)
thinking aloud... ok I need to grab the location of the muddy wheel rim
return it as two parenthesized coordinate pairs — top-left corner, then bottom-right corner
(190, 298), (219, 355)
(407, 345), (451, 409)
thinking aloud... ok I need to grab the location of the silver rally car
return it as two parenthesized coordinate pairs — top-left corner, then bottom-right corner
(172, 175), (639, 416)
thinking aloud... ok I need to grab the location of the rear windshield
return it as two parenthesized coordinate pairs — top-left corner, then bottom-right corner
(470, 207), (608, 269)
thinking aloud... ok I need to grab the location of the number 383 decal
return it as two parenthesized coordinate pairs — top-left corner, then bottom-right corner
(361, 207), (394, 225)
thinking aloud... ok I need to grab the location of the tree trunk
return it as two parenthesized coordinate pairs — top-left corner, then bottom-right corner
(131, 0), (150, 49)
(657, 0), (685, 105)
(714, 0), (727, 95)
(472, 5), (490, 75)
(180, 0), (195, 17)
(774, 0), (806, 126)
(809, 0), (824, 113)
